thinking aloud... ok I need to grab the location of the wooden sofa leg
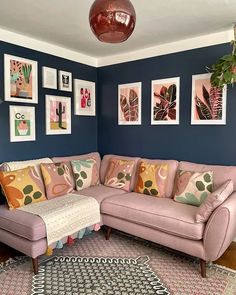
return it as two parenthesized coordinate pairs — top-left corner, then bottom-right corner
(32, 257), (39, 275)
(200, 259), (206, 278)
(105, 227), (112, 240)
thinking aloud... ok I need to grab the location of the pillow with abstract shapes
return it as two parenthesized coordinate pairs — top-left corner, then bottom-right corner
(0, 166), (46, 210)
(135, 161), (169, 197)
(195, 179), (233, 223)
(174, 170), (213, 207)
(104, 158), (135, 192)
(40, 162), (73, 199)
(71, 158), (99, 191)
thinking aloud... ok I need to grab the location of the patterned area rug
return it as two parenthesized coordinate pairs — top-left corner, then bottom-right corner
(0, 230), (235, 295)
(32, 256), (169, 295)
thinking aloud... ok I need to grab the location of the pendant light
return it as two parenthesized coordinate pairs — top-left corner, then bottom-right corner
(89, 0), (136, 43)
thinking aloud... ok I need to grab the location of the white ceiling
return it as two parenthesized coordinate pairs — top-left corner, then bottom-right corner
(0, 0), (235, 58)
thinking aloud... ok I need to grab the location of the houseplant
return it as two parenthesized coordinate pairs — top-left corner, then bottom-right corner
(209, 25), (236, 88)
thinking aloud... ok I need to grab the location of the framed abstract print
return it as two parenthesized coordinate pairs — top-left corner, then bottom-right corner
(59, 70), (72, 92)
(118, 82), (142, 125)
(74, 79), (96, 116)
(151, 77), (180, 125)
(42, 66), (57, 89)
(9, 105), (35, 142)
(46, 95), (71, 135)
(5, 54), (38, 103)
(191, 73), (227, 125)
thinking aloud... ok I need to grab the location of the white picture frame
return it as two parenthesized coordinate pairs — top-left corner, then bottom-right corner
(151, 77), (180, 125)
(191, 73), (227, 125)
(118, 82), (142, 125)
(46, 95), (71, 135)
(4, 54), (38, 104)
(42, 66), (57, 89)
(58, 70), (72, 92)
(74, 79), (96, 116)
(9, 105), (36, 142)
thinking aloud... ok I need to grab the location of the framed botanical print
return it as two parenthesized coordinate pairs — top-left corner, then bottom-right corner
(9, 105), (35, 142)
(4, 54), (38, 103)
(74, 79), (96, 116)
(59, 70), (72, 92)
(46, 95), (71, 135)
(151, 77), (180, 125)
(118, 82), (142, 125)
(191, 73), (227, 125)
(42, 66), (57, 89)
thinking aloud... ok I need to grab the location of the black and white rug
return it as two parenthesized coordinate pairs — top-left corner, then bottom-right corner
(31, 255), (170, 295)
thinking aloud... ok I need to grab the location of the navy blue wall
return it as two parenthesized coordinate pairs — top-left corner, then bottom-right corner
(0, 41), (97, 162)
(98, 43), (236, 165)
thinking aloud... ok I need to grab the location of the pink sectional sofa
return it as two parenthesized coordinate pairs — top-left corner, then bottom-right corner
(0, 152), (236, 278)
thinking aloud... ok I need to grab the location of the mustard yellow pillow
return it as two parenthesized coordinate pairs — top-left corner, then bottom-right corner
(135, 161), (168, 197)
(0, 166), (46, 210)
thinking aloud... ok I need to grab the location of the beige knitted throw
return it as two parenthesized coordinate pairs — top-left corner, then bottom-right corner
(18, 193), (100, 245)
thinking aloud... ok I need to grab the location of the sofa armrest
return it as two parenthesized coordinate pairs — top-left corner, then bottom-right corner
(203, 192), (236, 261)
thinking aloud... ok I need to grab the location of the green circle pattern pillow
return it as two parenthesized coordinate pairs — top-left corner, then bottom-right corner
(174, 170), (213, 206)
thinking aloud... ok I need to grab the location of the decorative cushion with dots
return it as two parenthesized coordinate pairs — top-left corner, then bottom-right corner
(104, 158), (135, 192)
(0, 166), (46, 210)
(173, 170), (213, 206)
(40, 162), (73, 199)
(71, 158), (99, 191)
(134, 161), (169, 197)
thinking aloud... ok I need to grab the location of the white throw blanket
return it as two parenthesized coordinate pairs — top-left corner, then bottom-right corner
(18, 193), (100, 246)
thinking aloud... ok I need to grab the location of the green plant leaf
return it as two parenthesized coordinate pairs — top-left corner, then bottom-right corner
(150, 189), (158, 196)
(196, 181), (205, 191)
(24, 196), (32, 205)
(23, 185), (33, 194)
(80, 171), (87, 179)
(33, 191), (42, 199)
(145, 180), (152, 188)
(117, 172), (124, 179)
(77, 179), (83, 188)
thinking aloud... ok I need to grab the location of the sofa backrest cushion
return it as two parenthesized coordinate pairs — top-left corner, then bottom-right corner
(140, 158), (179, 198)
(179, 161), (236, 190)
(52, 152), (101, 189)
(100, 155), (141, 191)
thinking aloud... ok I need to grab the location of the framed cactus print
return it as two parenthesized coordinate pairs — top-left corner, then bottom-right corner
(151, 77), (180, 125)
(46, 95), (71, 135)
(4, 54), (38, 103)
(74, 79), (96, 116)
(118, 82), (142, 125)
(191, 73), (227, 125)
(9, 105), (35, 142)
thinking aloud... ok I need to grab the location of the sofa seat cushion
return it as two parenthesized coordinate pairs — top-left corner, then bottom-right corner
(101, 193), (205, 240)
(0, 204), (46, 241)
(76, 185), (126, 204)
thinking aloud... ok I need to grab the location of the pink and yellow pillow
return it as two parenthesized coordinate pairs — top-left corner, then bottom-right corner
(104, 158), (135, 192)
(135, 161), (168, 197)
(40, 162), (73, 199)
(71, 158), (99, 191)
(0, 166), (46, 210)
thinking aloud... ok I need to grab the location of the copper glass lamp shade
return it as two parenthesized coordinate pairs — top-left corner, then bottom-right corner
(89, 0), (136, 43)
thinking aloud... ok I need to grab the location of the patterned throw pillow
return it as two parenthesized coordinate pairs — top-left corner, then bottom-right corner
(134, 161), (169, 197)
(104, 158), (135, 192)
(174, 170), (213, 206)
(71, 158), (99, 191)
(40, 162), (73, 199)
(0, 166), (46, 210)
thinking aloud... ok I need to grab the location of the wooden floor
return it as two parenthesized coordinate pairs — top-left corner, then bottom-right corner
(0, 241), (235, 270)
